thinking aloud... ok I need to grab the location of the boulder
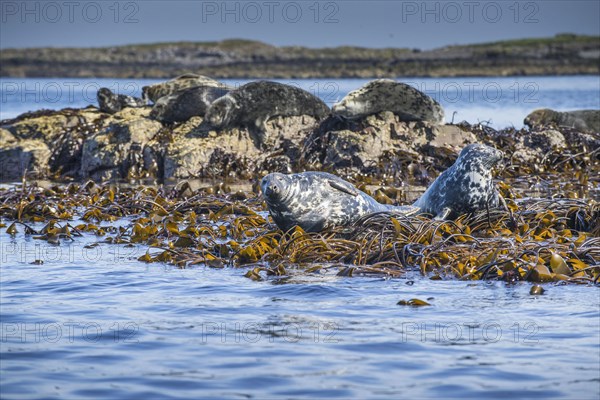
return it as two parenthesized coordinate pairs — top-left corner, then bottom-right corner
(80, 112), (162, 181)
(0, 139), (51, 180)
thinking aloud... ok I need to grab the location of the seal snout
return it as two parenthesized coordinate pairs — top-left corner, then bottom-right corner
(260, 173), (287, 200)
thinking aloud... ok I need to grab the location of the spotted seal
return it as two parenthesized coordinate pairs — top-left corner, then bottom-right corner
(97, 88), (146, 114)
(332, 79), (445, 124)
(150, 85), (230, 123)
(412, 144), (503, 219)
(524, 109), (600, 132)
(142, 74), (230, 103)
(205, 81), (330, 132)
(261, 171), (419, 232)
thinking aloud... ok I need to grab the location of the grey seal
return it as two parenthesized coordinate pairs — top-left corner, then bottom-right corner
(205, 81), (330, 132)
(332, 79), (445, 124)
(524, 108), (599, 132)
(413, 144), (503, 219)
(142, 74), (230, 103)
(97, 88), (145, 114)
(261, 171), (419, 232)
(150, 85), (230, 123)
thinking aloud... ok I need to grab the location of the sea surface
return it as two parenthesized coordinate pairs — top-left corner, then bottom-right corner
(1, 76), (600, 399)
(1, 75), (600, 128)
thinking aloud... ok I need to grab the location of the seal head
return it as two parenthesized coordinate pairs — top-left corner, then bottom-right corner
(97, 88), (145, 114)
(413, 144), (503, 219)
(261, 171), (418, 232)
(205, 96), (238, 128)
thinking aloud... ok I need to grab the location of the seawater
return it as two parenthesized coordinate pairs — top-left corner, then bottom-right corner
(1, 76), (600, 399)
(1, 76), (600, 128)
(1, 220), (599, 399)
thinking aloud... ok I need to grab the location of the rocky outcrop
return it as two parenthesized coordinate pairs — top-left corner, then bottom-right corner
(1, 105), (596, 183)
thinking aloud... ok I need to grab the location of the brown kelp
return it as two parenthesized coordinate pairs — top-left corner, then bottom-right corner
(1, 176), (598, 284)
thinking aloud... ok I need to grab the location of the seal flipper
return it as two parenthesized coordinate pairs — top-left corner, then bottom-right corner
(328, 180), (359, 197)
(434, 207), (452, 220)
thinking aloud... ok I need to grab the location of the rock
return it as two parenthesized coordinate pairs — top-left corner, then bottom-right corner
(0, 139), (51, 180)
(163, 114), (314, 179)
(513, 129), (567, 164)
(1, 102), (593, 183)
(0, 128), (17, 145)
(305, 113), (477, 175)
(524, 129), (566, 151)
(80, 115), (163, 181)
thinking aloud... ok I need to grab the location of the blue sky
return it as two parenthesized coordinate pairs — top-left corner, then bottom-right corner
(1, 0), (599, 49)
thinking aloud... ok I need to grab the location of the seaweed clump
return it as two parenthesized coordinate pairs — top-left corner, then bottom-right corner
(0, 179), (598, 285)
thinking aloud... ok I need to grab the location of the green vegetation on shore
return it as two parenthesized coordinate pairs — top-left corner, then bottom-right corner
(1, 34), (598, 79)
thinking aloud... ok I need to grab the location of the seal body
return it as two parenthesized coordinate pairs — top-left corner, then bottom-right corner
(261, 171), (418, 232)
(413, 144), (503, 219)
(97, 88), (145, 114)
(205, 81), (330, 131)
(524, 108), (600, 132)
(332, 79), (445, 124)
(142, 74), (230, 103)
(150, 85), (230, 123)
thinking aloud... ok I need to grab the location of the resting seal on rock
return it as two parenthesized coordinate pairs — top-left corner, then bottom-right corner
(150, 85), (230, 123)
(261, 171), (419, 232)
(142, 74), (230, 103)
(413, 144), (503, 219)
(205, 81), (330, 132)
(332, 79), (445, 124)
(97, 88), (146, 114)
(524, 109), (600, 132)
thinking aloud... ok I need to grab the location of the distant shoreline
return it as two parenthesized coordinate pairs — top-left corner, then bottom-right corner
(1, 34), (598, 79)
